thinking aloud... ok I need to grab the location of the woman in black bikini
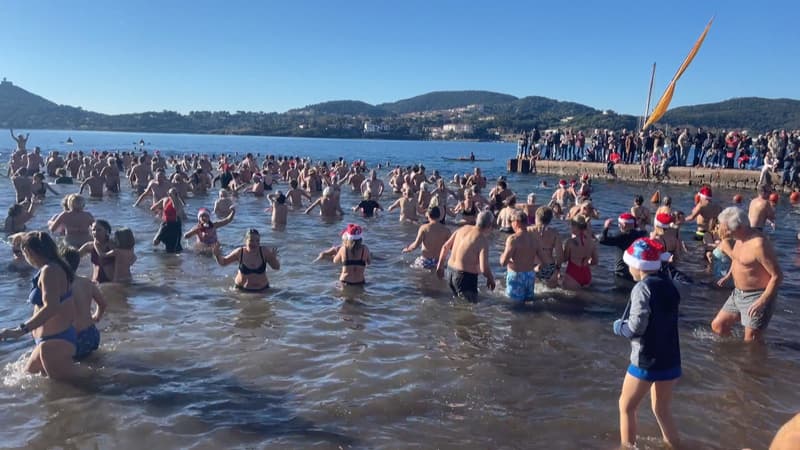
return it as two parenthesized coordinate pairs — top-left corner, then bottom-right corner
(78, 219), (115, 284)
(213, 228), (280, 292)
(333, 224), (370, 286)
(451, 190), (479, 226)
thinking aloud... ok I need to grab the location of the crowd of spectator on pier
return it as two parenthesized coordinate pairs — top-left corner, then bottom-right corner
(516, 127), (800, 187)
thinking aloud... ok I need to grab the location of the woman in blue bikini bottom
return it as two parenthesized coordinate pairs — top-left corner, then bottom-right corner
(0, 232), (77, 380)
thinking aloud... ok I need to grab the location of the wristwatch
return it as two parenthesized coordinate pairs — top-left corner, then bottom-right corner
(18, 323), (29, 333)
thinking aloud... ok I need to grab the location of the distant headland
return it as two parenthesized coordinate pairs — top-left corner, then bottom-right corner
(1, 78), (799, 141)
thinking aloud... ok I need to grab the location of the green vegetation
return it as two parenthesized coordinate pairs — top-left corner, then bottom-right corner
(0, 80), (794, 141)
(659, 97), (800, 131)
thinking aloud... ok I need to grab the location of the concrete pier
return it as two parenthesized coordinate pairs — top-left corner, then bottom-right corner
(507, 159), (777, 191)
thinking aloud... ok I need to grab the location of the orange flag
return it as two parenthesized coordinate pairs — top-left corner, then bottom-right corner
(644, 18), (713, 129)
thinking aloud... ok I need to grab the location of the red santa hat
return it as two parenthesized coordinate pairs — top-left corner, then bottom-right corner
(654, 213), (674, 228)
(341, 223), (363, 240)
(558, 179), (567, 187)
(618, 213), (636, 226)
(698, 186), (712, 200)
(623, 238), (665, 272)
(581, 174), (589, 181)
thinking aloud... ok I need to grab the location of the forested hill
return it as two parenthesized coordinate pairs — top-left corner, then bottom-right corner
(378, 91), (518, 114)
(661, 97), (800, 131)
(1, 79), (796, 140)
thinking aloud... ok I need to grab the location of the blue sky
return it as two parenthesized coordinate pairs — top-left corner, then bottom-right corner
(2, 0), (798, 115)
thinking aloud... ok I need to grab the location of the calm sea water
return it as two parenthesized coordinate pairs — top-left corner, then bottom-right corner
(1, 130), (799, 449)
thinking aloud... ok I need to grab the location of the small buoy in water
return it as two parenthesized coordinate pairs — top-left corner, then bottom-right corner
(733, 194), (743, 205)
(651, 190), (661, 204)
(769, 192), (780, 204)
(790, 191), (800, 204)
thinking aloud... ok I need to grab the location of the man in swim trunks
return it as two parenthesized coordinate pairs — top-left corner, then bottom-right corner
(403, 206), (451, 270)
(500, 210), (546, 302)
(711, 207), (783, 342)
(748, 183), (776, 232)
(436, 211), (496, 302)
(599, 213), (647, 285)
(686, 186), (721, 241)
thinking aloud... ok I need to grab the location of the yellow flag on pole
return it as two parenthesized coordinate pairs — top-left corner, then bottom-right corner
(644, 18), (713, 129)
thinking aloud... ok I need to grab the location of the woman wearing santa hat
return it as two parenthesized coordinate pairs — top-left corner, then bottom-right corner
(334, 223), (371, 286)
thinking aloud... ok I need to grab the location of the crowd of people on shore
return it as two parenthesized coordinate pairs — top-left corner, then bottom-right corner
(0, 129), (796, 448)
(515, 127), (800, 186)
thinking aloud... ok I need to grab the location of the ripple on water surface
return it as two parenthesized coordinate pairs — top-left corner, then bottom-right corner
(0, 131), (799, 449)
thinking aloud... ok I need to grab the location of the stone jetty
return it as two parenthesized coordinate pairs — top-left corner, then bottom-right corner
(506, 159), (784, 191)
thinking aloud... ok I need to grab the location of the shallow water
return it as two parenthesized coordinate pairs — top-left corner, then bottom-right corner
(1, 130), (799, 449)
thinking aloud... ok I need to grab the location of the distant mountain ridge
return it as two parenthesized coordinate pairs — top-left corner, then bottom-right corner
(1, 79), (797, 140)
(379, 91), (518, 114)
(661, 97), (800, 131)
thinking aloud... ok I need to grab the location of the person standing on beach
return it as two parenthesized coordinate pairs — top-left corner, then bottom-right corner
(686, 186), (721, 241)
(436, 211), (496, 302)
(711, 207), (783, 342)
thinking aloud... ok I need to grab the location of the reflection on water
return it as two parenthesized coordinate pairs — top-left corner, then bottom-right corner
(0, 130), (798, 449)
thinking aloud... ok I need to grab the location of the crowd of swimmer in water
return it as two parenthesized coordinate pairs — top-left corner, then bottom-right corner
(1, 129), (796, 448)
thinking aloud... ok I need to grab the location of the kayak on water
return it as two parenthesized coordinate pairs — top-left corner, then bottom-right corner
(441, 157), (494, 162)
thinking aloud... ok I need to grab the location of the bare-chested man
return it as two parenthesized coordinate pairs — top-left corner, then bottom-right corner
(129, 156), (152, 193)
(467, 167), (486, 190)
(285, 179), (311, 208)
(360, 170), (385, 198)
(403, 206), (451, 270)
(10, 129), (29, 152)
(686, 186), (721, 241)
(436, 211), (496, 302)
(25, 147), (44, 174)
(133, 169), (170, 207)
(305, 187), (343, 218)
(346, 167), (366, 192)
(11, 168), (32, 203)
(387, 187), (421, 223)
(749, 184), (776, 232)
(500, 210), (546, 302)
(550, 180), (571, 215)
(711, 207), (783, 342)
(80, 170), (106, 198)
(100, 157), (121, 193)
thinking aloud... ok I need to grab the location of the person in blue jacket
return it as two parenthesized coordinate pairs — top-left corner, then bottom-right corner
(613, 237), (681, 449)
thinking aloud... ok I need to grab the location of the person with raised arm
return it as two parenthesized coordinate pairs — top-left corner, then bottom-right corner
(10, 128), (30, 152)
(212, 228), (280, 292)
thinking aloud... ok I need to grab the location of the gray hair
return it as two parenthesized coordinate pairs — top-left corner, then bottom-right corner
(476, 211), (493, 230)
(718, 206), (749, 231)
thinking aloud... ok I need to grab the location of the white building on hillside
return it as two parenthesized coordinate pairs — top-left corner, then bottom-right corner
(442, 123), (473, 134)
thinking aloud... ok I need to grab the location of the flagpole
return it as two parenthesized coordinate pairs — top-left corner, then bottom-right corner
(642, 62), (656, 131)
